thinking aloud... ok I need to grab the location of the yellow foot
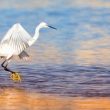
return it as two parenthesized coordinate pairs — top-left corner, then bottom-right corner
(10, 72), (21, 82)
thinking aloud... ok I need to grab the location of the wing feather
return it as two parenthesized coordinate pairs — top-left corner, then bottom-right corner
(19, 51), (29, 60)
(0, 23), (31, 55)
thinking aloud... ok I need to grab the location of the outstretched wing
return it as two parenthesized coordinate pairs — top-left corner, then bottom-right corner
(0, 23), (32, 55)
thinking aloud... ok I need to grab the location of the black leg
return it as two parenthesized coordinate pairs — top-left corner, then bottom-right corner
(1, 60), (14, 73)
(1, 60), (6, 67)
(1, 59), (21, 81)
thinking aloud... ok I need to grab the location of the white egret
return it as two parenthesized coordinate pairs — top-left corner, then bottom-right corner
(0, 22), (56, 81)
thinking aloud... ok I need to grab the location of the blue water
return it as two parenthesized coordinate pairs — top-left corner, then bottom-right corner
(0, 0), (110, 97)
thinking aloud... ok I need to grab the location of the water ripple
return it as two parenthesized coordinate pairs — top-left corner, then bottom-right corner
(0, 64), (110, 97)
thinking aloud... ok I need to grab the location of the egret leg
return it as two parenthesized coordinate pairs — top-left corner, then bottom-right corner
(1, 60), (13, 72)
(1, 60), (21, 81)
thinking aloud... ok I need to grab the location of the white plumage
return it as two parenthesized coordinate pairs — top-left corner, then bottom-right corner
(0, 23), (31, 58)
(0, 22), (56, 75)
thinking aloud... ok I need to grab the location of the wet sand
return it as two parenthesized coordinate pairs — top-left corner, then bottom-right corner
(0, 88), (109, 110)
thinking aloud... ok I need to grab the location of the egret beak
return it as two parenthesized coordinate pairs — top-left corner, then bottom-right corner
(48, 25), (57, 30)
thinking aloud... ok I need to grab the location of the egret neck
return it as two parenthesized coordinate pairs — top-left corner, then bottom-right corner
(28, 24), (41, 46)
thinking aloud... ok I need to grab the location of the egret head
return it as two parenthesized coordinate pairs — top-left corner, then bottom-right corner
(39, 22), (57, 30)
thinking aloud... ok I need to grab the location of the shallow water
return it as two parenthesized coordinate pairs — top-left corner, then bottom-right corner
(0, 0), (110, 109)
(1, 64), (110, 97)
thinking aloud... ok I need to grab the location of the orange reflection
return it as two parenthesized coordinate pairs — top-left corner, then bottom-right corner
(12, 44), (63, 64)
(0, 0), (53, 9)
(0, 88), (110, 110)
(74, 47), (110, 65)
(1, 0), (110, 9)
(73, 49), (97, 65)
(68, 0), (110, 8)
(72, 25), (110, 65)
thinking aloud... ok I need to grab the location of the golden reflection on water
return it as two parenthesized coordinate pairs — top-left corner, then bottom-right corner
(0, 88), (110, 110)
(12, 44), (63, 65)
(0, 0), (53, 9)
(70, 25), (110, 65)
(1, 0), (110, 9)
(68, 0), (110, 8)
(10, 37), (110, 66)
